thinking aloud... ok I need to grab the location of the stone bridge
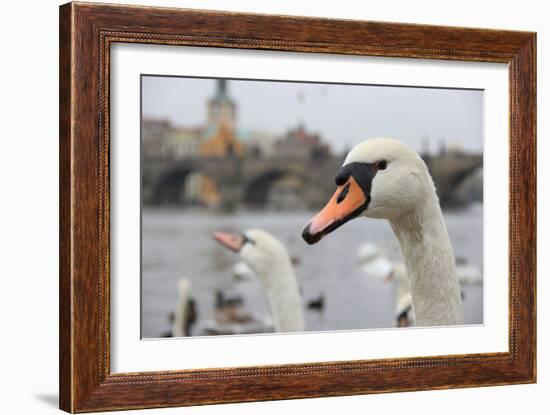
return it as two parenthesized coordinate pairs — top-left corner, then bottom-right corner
(142, 153), (482, 209)
(423, 152), (483, 206)
(142, 156), (345, 209)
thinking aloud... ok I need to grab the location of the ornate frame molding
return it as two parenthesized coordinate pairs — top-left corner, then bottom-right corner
(60, 2), (536, 412)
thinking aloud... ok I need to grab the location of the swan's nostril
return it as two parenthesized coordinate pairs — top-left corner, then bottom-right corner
(336, 183), (350, 204)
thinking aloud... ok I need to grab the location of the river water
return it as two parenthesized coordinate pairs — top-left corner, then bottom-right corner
(142, 204), (483, 338)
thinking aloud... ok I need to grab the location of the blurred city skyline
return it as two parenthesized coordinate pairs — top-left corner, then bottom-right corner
(142, 75), (483, 154)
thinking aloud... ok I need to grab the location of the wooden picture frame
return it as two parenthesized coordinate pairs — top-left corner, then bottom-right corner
(59, 2), (536, 412)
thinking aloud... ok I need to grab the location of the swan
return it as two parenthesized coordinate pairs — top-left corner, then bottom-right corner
(169, 278), (197, 337)
(231, 261), (255, 280)
(356, 242), (395, 280)
(395, 292), (414, 327)
(213, 229), (305, 332)
(302, 138), (464, 326)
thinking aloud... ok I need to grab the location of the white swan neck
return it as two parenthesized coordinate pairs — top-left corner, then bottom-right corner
(390, 196), (464, 326)
(262, 258), (305, 332)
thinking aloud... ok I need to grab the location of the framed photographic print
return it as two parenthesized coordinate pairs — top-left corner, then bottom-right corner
(59, 2), (536, 412)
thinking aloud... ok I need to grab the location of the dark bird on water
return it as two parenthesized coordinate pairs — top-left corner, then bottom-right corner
(307, 295), (324, 311)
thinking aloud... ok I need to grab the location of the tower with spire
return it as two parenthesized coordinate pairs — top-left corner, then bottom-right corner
(207, 79), (236, 132)
(201, 79), (244, 157)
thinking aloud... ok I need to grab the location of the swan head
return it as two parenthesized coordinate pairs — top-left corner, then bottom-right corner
(302, 138), (434, 244)
(213, 229), (292, 280)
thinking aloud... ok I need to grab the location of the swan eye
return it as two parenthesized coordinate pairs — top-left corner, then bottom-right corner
(376, 160), (387, 170)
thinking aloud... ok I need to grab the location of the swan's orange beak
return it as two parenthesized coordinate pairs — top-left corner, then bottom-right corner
(302, 176), (369, 245)
(212, 231), (245, 253)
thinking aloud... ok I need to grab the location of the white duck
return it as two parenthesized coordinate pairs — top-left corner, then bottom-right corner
(213, 229), (305, 332)
(302, 138), (464, 326)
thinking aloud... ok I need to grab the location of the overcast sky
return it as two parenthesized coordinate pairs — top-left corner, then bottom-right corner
(142, 76), (483, 154)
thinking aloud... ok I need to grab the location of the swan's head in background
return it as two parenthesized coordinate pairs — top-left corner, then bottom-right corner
(213, 229), (292, 281)
(302, 138), (434, 244)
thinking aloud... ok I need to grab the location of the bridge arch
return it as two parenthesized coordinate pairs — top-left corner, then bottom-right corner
(448, 160), (483, 189)
(244, 169), (307, 208)
(426, 154), (483, 207)
(154, 167), (221, 207)
(454, 165), (483, 204)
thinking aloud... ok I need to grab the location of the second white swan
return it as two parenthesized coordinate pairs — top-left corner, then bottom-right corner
(213, 229), (305, 332)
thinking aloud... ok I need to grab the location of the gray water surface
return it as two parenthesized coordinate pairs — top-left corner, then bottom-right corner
(141, 205), (483, 338)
